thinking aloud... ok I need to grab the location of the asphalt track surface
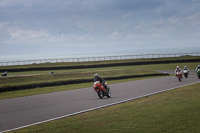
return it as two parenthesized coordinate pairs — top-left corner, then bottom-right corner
(157, 70), (196, 75)
(0, 74), (200, 132)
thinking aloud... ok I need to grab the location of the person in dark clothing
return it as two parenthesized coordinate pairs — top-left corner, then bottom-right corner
(94, 74), (109, 91)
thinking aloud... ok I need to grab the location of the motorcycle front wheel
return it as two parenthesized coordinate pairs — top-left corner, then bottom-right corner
(106, 91), (111, 98)
(179, 77), (182, 82)
(184, 73), (188, 78)
(106, 87), (111, 98)
(97, 90), (104, 99)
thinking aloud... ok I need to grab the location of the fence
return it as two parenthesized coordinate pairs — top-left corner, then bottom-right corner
(0, 52), (199, 66)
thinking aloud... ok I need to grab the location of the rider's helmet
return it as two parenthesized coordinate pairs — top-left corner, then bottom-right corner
(177, 66), (180, 69)
(197, 65), (200, 71)
(184, 66), (187, 69)
(94, 74), (99, 80)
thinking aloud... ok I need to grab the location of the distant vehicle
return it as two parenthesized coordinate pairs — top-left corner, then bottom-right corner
(176, 71), (182, 82)
(196, 69), (200, 79)
(196, 65), (200, 79)
(183, 67), (189, 78)
(93, 81), (111, 99)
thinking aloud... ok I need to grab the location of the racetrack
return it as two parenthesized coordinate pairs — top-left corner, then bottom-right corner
(0, 74), (200, 132)
(157, 70), (196, 75)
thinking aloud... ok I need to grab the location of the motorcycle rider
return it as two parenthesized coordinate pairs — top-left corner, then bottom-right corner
(183, 66), (189, 71)
(195, 65), (200, 72)
(175, 66), (182, 78)
(94, 74), (109, 91)
(175, 66), (182, 73)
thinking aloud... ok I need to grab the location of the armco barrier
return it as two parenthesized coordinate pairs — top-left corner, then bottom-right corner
(0, 52), (199, 66)
(1, 58), (200, 72)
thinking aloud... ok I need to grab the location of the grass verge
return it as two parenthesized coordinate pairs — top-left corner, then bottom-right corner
(9, 82), (200, 133)
(0, 61), (199, 99)
(0, 69), (160, 88)
(3, 62), (200, 76)
(0, 55), (200, 71)
(1, 62), (200, 88)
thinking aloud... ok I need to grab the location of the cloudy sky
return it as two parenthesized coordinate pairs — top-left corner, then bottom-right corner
(0, 0), (200, 56)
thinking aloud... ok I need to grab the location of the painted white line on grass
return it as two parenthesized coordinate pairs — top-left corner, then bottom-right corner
(2, 81), (200, 133)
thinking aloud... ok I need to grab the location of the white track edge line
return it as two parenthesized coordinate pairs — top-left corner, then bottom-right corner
(2, 81), (200, 133)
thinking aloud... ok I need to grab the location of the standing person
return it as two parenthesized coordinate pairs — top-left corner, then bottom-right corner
(94, 74), (109, 91)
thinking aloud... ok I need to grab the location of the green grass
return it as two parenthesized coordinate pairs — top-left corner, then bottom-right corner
(2, 57), (200, 132)
(0, 68), (159, 88)
(3, 61), (200, 76)
(0, 62), (199, 100)
(9, 82), (200, 133)
(1, 62), (199, 88)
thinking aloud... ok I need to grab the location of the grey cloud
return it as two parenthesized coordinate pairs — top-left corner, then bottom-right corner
(1, 0), (200, 56)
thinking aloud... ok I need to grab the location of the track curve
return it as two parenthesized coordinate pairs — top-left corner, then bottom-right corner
(0, 75), (200, 132)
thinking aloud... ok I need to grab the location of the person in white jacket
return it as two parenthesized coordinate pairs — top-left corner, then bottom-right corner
(175, 66), (182, 73)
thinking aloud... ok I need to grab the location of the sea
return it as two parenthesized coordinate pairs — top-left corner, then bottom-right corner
(0, 47), (200, 64)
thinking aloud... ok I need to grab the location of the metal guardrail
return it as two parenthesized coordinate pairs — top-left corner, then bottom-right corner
(0, 52), (199, 66)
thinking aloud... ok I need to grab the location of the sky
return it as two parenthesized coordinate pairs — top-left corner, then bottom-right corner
(0, 0), (200, 56)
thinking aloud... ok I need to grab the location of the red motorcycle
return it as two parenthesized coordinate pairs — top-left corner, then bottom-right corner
(93, 81), (111, 99)
(176, 71), (182, 82)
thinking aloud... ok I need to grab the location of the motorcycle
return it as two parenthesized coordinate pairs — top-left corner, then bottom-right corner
(93, 81), (111, 99)
(183, 69), (189, 78)
(176, 71), (182, 82)
(196, 69), (200, 79)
